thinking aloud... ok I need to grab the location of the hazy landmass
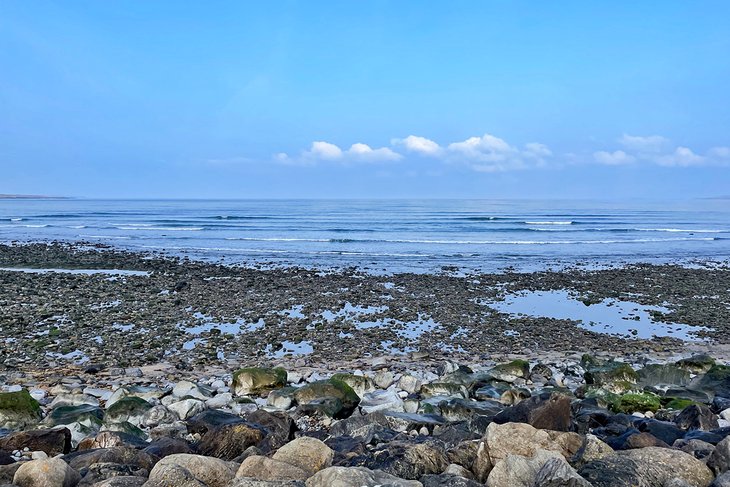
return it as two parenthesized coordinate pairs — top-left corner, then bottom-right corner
(0, 194), (66, 199)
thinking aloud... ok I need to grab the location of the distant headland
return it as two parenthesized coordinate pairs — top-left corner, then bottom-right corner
(0, 194), (68, 199)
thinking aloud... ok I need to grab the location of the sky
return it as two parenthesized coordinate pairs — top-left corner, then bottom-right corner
(1, 1), (729, 199)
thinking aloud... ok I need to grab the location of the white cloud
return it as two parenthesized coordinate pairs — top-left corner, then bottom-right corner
(619, 134), (670, 153)
(593, 150), (636, 165)
(654, 146), (705, 167)
(445, 134), (552, 171)
(709, 146), (730, 159)
(391, 135), (442, 156)
(278, 140), (401, 165)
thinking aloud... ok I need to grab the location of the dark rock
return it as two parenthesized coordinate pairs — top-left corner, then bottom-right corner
(197, 422), (265, 460)
(492, 392), (572, 431)
(437, 398), (502, 422)
(91, 476), (147, 487)
(78, 431), (149, 450)
(677, 354), (716, 373)
(293, 379), (360, 419)
(328, 411), (391, 442)
(712, 471), (730, 487)
(621, 432), (670, 449)
(0, 462), (20, 484)
(708, 436), (730, 475)
(675, 404), (719, 431)
(325, 435), (367, 464)
(636, 418), (685, 446)
(46, 404), (104, 427)
(351, 439), (449, 480)
(573, 399), (612, 434)
(383, 412), (446, 433)
(186, 409), (244, 435)
(637, 364), (691, 389)
(64, 447), (157, 472)
(0, 427), (71, 456)
(692, 365), (730, 399)
(684, 429), (726, 445)
(241, 409), (295, 451)
(578, 447), (713, 487)
(143, 438), (195, 459)
(673, 438), (716, 460)
(77, 462), (149, 486)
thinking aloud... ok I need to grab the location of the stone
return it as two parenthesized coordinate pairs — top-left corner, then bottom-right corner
(198, 422), (266, 460)
(13, 457), (81, 487)
(420, 473), (481, 486)
(267, 388), (296, 410)
(675, 404), (719, 431)
(106, 396), (153, 427)
(172, 381), (212, 400)
(584, 362), (638, 394)
(233, 367), (288, 396)
(272, 437), (334, 476)
(637, 364), (691, 389)
(243, 409), (296, 451)
(359, 440), (448, 480)
(0, 427), (71, 456)
(610, 392), (661, 414)
(709, 436), (730, 475)
(49, 392), (100, 409)
(330, 374), (375, 398)
(673, 438), (716, 460)
(677, 354), (716, 374)
(374, 370), (396, 389)
(167, 398), (206, 420)
(533, 456), (593, 487)
(143, 438), (195, 459)
(0, 390), (42, 430)
(304, 466), (422, 487)
(486, 449), (563, 487)
(712, 472), (730, 487)
(236, 455), (309, 481)
(147, 454), (235, 487)
(420, 383), (469, 400)
(489, 359), (530, 383)
(571, 434), (613, 467)
(475, 422), (583, 482)
(578, 446), (714, 487)
(230, 479), (304, 487)
(65, 446), (157, 472)
(398, 375), (423, 394)
(142, 405), (178, 428)
(293, 380), (360, 419)
(492, 392), (572, 431)
(93, 477), (148, 487)
(692, 365), (730, 399)
(76, 461), (149, 486)
(358, 389), (404, 414)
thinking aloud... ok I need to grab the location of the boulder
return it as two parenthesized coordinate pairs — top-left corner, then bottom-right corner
(233, 367), (288, 396)
(167, 398), (206, 421)
(492, 392), (572, 431)
(359, 390), (404, 414)
(674, 438), (716, 460)
(304, 466), (422, 486)
(93, 477), (148, 487)
(272, 437), (334, 476)
(236, 455), (309, 481)
(584, 362), (638, 394)
(13, 457), (81, 487)
(675, 404), (719, 431)
(143, 438), (195, 459)
(692, 365), (730, 399)
(106, 396), (153, 427)
(637, 364), (691, 389)
(147, 454), (235, 487)
(610, 392), (661, 414)
(198, 422), (266, 460)
(357, 440), (448, 480)
(229, 479), (304, 487)
(0, 390), (42, 430)
(571, 433), (614, 467)
(398, 375), (423, 394)
(65, 446), (157, 472)
(677, 354), (716, 374)
(712, 472), (730, 487)
(79, 430), (149, 450)
(486, 450), (564, 487)
(420, 473), (481, 486)
(709, 435), (730, 475)
(489, 359), (530, 383)
(0, 427), (71, 456)
(293, 380), (360, 419)
(330, 374), (375, 398)
(578, 446), (714, 487)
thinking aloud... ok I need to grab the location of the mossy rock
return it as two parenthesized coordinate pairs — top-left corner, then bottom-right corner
(102, 421), (148, 440)
(584, 362), (638, 394)
(637, 364), (691, 389)
(489, 360), (530, 382)
(330, 373), (375, 397)
(663, 398), (698, 410)
(584, 387), (621, 409)
(581, 354), (603, 368)
(293, 379), (360, 418)
(676, 354), (716, 374)
(693, 364), (730, 398)
(45, 404), (104, 427)
(232, 367), (287, 396)
(610, 392), (661, 414)
(106, 396), (152, 425)
(421, 382), (469, 399)
(0, 390), (42, 430)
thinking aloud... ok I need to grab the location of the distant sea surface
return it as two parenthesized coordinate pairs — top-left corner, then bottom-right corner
(1, 199), (729, 273)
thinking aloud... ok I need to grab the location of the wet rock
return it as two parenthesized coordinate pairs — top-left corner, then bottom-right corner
(242, 410), (296, 452)
(172, 381), (212, 401)
(79, 430), (148, 450)
(233, 367), (288, 396)
(306, 466), (423, 486)
(492, 392), (572, 431)
(147, 453), (235, 487)
(486, 449), (562, 487)
(77, 462), (149, 486)
(635, 418), (685, 446)
(198, 422), (266, 460)
(230, 479), (304, 487)
(693, 365), (730, 399)
(578, 446), (714, 487)
(619, 431), (670, 449)
(675, 404), (719, 431)
(0, 390), (42, 430)
(93, 476), (148, 487)
(49, 393), (100, 409)
(187, 409), (245, 435)
(267, 388), (296, 410)
(13, 457), (81, 487)
(271, 437), (334, 476)
(374, 370), (396, 389)
(571, 433), (614, 467)
(293, 380), (360, 419)
(142, 405), (178, 428)
(610, 392), (661, 414)
(328, 411), (392, 442)
(438, 398), (502, 423)
(677, 354), (716, 374)
(420, 383), (468, 400)
(713, 472), (730, 487)
(398, 375), (423, 394)
(236, 455), (309, 481)
(637, 364), (691, 389)
(384, 412), (445, 433)
(106, 386), (167, 409)
(0, 427), (71, 456)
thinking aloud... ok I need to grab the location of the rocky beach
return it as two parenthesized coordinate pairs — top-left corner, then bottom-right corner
(0, 243), (729, 486)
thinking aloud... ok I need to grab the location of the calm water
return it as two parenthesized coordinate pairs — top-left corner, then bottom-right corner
(1, 199), (729, 273)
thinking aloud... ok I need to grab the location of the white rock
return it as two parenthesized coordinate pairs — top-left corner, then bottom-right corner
(167, 398), (206, 420)
(205, 392), (233, 409)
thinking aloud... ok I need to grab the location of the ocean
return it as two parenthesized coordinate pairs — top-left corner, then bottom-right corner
(1, 199), (729, 273)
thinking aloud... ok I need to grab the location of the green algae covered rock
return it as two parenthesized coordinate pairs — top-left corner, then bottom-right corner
(0, 389), (42, 430)
(611, 392), (662, 414)
(676, 354), (716, 374)
(489, 359), (530, 383)
(232, 367), (287, 396)
(330, 373), (375, 397)
(293, 379), (360, 418)
(584, 362), (639, 394)
(692, 364), (730, 398)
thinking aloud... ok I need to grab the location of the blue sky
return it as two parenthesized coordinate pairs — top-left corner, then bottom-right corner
(1, 1), (729, 198)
